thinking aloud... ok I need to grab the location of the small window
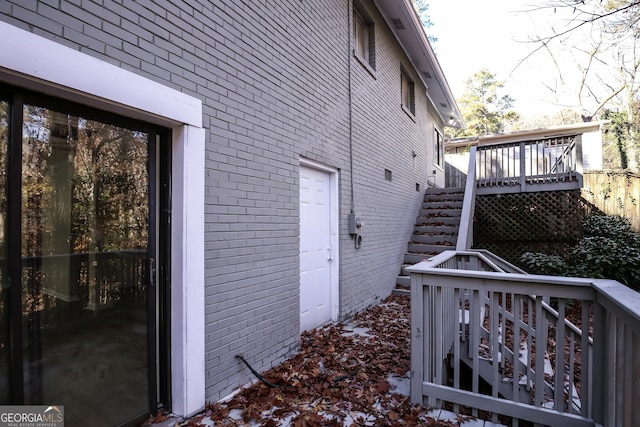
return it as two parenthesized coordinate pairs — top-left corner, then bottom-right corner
(401, 70), (415, 116)
(353, 5), (375, 70)
(384, 169), (392, 181)
(435, 127), (444, 168)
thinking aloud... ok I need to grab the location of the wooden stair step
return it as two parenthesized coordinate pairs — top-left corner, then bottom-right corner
(413, 224), (459, 233)
(408, 243), (454, 253)
(421, 200), (464, 210)
(396, 187), (464, 293)
(415, 217), (461, 226)
(410, 234), (457, 244)
(402, 252), (440, 264)
(418, 208), (463, 217)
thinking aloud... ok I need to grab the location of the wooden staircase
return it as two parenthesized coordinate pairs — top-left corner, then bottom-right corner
(400, 182), (597, 423)
(394, 187), (464, 295)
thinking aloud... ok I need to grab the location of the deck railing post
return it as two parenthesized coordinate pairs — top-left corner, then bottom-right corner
(410, 272), (425, 405)
(519, 141), (526, 191)
(591, 293), (607, 424)
(575, 134), (584, 188)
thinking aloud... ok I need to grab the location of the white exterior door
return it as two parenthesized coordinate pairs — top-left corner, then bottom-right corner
(299, 165), (335, 332)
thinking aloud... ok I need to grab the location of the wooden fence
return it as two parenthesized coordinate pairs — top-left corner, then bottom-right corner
(582, 170), (640, 232)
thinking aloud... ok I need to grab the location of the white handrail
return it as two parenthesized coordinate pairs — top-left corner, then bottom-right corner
(456, 146), (477, 251)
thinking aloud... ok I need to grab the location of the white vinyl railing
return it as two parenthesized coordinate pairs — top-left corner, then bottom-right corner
(408, 250), (640, 427)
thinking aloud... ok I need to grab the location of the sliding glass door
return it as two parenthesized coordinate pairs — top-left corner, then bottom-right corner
(0, 89), (168, 426)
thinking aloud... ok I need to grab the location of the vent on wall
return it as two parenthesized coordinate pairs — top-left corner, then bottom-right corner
(391, 18), (405, 30)
(439, 102), (448, 108)
(422, 71), (432, 79)
(385, 169), (392, 181)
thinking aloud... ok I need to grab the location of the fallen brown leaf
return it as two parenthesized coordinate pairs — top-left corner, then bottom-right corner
(172, 295), (490, 426)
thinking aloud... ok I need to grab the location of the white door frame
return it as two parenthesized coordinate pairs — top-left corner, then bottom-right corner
(299, 158), (339, 324)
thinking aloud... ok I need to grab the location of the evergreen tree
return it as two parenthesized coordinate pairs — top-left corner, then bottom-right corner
(411, 0), (437, 44)
(451, 69), (520, 138)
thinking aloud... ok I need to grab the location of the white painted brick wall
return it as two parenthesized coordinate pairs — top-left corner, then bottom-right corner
(1, 0), (446, 403)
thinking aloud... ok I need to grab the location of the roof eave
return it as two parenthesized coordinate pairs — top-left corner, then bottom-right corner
(373, 0), (464, 128)
(445, 120), (610, 149)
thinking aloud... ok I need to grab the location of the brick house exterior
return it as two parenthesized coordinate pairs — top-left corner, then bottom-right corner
(0, 0), (461, 425)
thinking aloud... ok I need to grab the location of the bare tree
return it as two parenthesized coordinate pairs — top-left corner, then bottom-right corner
(517, 1), (640, 169)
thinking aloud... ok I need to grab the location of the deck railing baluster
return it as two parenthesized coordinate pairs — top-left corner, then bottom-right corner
(472, 135), (582, 194)
(581, 300), (591, 418)
(491, 292), (500, 424)
(569, 334), (576, 414)
(453, 287), (461, 415)
(555, 299), (566, 412)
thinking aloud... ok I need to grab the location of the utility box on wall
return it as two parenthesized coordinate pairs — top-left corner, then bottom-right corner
(348, 213), (363, 248)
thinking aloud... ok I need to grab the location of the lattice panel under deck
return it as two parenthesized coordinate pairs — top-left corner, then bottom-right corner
(473, 190), (591, 264)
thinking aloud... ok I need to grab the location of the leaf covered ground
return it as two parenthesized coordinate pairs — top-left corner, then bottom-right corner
(150, 294), (472, 427)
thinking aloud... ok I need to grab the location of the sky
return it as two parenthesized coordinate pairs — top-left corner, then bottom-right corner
(427, 1), (590, 119)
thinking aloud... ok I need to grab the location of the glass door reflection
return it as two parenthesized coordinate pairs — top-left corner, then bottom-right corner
(0, 100), (8, 403)
(21, 104), (151, 426)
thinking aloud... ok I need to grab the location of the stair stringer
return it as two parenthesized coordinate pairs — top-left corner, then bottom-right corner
(458, 336), (533, 404)
(455, 324), (571, 413)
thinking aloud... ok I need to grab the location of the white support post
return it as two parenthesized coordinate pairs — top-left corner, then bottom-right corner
(171, 125), (206, 417)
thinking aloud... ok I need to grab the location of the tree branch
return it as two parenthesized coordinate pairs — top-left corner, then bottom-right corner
(590, 83), (626, 118)
(513, 1), (640, 74)
(533, 1), (640, 44)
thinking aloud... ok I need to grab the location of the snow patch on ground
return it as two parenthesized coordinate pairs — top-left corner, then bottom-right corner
(428, 409), (507, 426)
(387, 373), (410, 397)
(340, 325), (373, 338)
